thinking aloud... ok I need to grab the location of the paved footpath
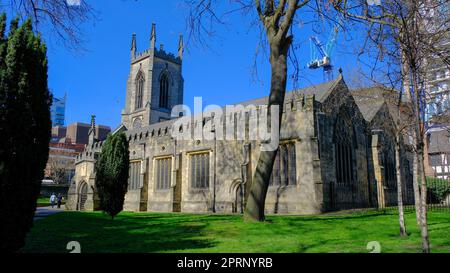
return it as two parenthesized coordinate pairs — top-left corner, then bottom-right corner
(34, 205), (65, 221)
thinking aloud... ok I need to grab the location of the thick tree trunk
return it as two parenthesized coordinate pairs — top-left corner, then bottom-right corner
(395, 135), (407, 237)
(244, 38), (291, 222)
(244, 150), (278, 221)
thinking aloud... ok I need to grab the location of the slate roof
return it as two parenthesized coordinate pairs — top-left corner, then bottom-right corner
(239, 75), (342, 107)
(351, 86), (404, 122)
(291, 75), (342, 103)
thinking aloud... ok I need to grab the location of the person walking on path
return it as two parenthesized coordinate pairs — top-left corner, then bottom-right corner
(50, 193), (56, 208)
(57, 194), (64, 209)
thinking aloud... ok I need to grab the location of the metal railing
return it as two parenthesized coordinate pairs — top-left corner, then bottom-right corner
(327, 177), (450, 212)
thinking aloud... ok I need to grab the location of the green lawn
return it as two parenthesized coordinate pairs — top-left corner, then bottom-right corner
(21, 210), (450, 253)
(36, 197), (65, 207)
(36, 197), (51, 207)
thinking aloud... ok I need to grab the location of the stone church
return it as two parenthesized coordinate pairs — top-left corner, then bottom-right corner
(66, 25), (415, 214)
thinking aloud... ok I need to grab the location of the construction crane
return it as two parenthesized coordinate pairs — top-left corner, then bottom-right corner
(307, 24), (339, 82)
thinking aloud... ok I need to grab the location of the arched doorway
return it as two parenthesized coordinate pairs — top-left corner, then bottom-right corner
(235, 185), (244, 213)
(78, 182), (88, 211)
(231, 182), (244, 214)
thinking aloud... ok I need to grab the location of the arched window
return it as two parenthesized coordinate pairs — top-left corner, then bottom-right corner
(382, 137), (396, 189)
(269, 142), (297, 186)
(383, 149), (396, 188)
(159, 73), (170, 109)
(334, 115), (355, 184)
(135, 72), (144, 110)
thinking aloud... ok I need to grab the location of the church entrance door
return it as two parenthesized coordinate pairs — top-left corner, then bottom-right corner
(78, 182), (88, 211)
(233, 184), (244, 214)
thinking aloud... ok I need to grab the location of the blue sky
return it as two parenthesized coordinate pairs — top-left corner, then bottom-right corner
(44, 0), (368, 129)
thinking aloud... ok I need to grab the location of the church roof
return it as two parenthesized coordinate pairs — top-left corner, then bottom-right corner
(239, 75), (342, 106)
(291, 75), (342, 103)
(351, 86), (403, 122)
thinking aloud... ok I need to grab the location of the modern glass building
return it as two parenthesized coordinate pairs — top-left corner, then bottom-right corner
(51, 93), (66, 127)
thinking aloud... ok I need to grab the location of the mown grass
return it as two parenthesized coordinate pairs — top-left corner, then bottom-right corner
(20, 210), (450, 253)
(36, 197), (51, 207)
(36, 197), (65, 207)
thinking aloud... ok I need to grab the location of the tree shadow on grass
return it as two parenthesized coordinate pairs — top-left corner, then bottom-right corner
(427, 220), (450, 227)
(21, 212), (217, 253)
(266, 212), (387, 227)
(297, 238), (355, 253)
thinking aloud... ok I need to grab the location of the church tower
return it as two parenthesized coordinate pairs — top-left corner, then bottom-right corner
(122, 24), (184, 129)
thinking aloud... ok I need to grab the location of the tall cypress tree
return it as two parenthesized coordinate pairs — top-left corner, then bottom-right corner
(95, 132), (130, 219)
(0, 16), (51, 252)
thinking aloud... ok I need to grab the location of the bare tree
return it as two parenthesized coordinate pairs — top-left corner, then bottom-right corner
(331, 0), (450, 253)
(185, 1), (449, 232)
(351, 68), (414, 237)
(186, 0), (329, 222)
(349, 30), (416, 236)
(0, 0), (96, 48)
(48, 156), (74, 185)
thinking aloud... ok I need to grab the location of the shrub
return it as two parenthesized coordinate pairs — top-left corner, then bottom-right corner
(426, 177), (450, 204)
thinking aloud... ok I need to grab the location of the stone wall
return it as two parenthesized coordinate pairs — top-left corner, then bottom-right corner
(118, 90), (329, 215)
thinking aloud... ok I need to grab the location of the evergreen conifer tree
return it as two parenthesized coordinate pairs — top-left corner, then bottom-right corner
(0, 15), (51, 252)
(95, 132), (130, 219)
